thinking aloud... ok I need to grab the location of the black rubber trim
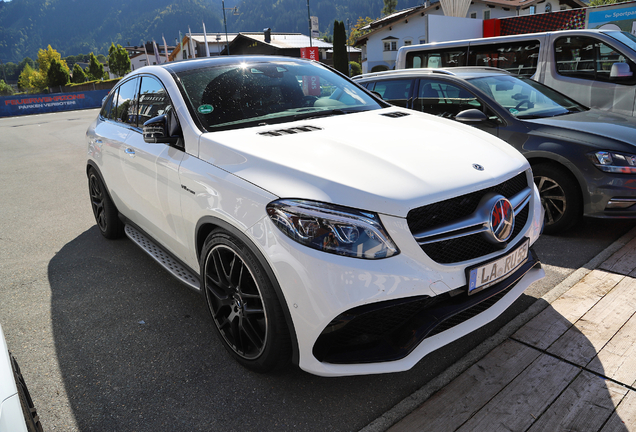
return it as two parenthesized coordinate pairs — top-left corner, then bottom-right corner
(195, 216), (300, 366)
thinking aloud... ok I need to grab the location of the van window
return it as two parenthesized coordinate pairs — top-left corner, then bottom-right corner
(554, 36), (636, 84)
(468, 41), (540, 77)
(405, 48), (467, 69)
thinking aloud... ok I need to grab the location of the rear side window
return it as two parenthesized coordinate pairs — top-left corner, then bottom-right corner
(112, 77), (139, 127)
(468, 41), (540, 77)
(405, 48), (467, 69)
(554, 36), (636, 84)
(371, 79), (412, 107)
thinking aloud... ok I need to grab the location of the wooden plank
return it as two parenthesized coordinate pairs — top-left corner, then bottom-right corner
(388, 340), (541, 432)
(599, 236), (636, 276)
(548, 276), (636, 368)
(455, 353), (579, 432)
(514, 270), (624, 350)
(600, 389), (636, 432)
(588, 310), (636, 386)
(526, 371), (627, 432)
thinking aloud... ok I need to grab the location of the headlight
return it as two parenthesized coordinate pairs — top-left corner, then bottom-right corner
(589, 151), (636, 173)
(266, 199), (399, 259)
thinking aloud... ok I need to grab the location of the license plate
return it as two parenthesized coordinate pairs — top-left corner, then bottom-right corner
(468, 239), (529, 295)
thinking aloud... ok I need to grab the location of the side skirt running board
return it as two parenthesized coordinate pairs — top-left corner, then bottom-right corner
(124, 224), (201, 291)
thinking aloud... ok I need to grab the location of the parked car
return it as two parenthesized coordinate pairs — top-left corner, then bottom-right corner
(0, 324), (43, 432)
(86, 56), (544, 377)
(395, 29), (636, 116)
(355, 67), (636, 234)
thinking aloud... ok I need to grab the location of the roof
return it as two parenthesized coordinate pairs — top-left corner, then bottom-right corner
(353, 67), (512, 81)
(234, 33), (332, 49)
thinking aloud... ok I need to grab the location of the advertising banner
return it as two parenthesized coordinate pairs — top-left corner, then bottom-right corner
(587, 3), (636, 35)
(0, 89), (110, 118)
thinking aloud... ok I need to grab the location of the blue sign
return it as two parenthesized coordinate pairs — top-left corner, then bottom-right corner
(0, 89), (110, 117)
(588, 4), (636, 33)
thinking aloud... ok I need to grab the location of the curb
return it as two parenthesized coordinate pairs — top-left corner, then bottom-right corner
(360, 225), (636, 432)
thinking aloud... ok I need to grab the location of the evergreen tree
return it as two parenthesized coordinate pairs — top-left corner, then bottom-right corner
(332, 20), (349, 76)
(382, 0), (398, 16)
(108, 43), (131, 77)
(47, 58), (70, 87)
(71, 63), (87, 83)
(86, 53), (105, 81)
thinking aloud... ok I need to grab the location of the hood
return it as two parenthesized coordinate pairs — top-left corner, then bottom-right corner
(525, 109), (636, 148)
(198, 108), (529, 217)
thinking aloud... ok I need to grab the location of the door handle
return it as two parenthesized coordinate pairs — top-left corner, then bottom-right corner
(125, 148), (136, 158)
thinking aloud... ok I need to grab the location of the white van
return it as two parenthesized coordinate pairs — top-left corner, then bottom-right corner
(396, 29), (636, 116)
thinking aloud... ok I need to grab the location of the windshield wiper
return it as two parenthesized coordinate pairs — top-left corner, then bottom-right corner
(292, 109), (350, 121)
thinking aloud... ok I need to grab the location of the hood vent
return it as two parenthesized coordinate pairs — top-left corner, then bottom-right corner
(258, 125), (322, 137)
(381, 111), (411, 118)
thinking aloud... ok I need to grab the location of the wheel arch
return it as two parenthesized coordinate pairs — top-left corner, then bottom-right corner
(526, 154), (588, 206)
(195, 216), (300, 366)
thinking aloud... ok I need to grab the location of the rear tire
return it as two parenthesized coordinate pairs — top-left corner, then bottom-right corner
(200, 230), (291, 373)
(532, 162), (582, 235)
(88, 168), (125, 239)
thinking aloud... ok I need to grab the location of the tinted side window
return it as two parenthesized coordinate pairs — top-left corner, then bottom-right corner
(405, 48), (467, 69)
(137, 76), (172, 126)
(113, 77), (139, 127)
(100, 90), (117, 120)
(373, 79), (412, 107)
(468, 41), (540, 77)
(554, 36), (636, 84)
(413, 79), (483, 117)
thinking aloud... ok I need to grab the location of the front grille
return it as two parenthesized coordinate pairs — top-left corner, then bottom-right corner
(312, 248), (538, 364)
(407, 171), (529, 264)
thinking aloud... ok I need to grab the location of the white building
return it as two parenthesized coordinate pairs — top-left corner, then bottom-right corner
(355, 0), (585, 73)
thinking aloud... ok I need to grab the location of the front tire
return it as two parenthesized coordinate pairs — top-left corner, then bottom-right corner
(11, 354), (44, 432)
(88, 168), (124, 239)
(200, 230), (291, 373)
(532, 163), (582, 235)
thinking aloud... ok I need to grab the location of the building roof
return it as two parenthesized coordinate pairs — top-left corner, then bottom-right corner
(235, 33), (333, 49)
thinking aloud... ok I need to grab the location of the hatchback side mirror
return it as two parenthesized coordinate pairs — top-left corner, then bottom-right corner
(455, 108), (489, 123)
(143, 114), (181, 144)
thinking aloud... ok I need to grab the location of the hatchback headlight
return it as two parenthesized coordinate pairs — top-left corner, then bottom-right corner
(590, 151), (636, 173)
(266, 199), (399, 259)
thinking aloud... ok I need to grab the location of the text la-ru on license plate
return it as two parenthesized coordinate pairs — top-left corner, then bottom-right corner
(468, 239), (529, 295)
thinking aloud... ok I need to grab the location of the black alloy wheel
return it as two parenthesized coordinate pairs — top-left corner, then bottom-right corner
(88, 168), (124, 239)
(201, 230), (291, 372)
(532, 162), (582, 235)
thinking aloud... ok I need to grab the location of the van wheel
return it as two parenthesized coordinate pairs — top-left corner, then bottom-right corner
(532, 163), (582, 235)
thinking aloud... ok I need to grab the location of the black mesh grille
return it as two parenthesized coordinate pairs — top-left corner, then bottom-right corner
(407, 171), (530, 264)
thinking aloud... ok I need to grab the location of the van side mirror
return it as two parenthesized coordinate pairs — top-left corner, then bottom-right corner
(143, 114), (181, 145)
(610, 62), (633, 79)
(455, 108), (489, 123)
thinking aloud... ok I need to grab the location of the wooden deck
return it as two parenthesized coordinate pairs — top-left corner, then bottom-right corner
(388, 237), (636, 432)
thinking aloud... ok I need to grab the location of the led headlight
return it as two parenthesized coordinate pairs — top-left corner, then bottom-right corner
(590, 151), (636, 174)
(266, 199), (399, 259)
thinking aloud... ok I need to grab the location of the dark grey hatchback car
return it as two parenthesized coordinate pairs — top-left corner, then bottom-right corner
(354, 67), (636, 234)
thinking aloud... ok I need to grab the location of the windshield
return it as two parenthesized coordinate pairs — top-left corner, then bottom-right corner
(468, 74), (587, 119)
(606, 31), (636, 52)
(175, 60), (382, 131)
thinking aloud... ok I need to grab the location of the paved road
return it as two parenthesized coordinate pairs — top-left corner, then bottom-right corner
(1, 110), (634, 432)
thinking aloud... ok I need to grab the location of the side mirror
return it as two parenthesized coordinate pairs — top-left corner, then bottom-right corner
(143, 114), (180, 144)
(455, 108), (489, 123)
(610, 62), (633, 79)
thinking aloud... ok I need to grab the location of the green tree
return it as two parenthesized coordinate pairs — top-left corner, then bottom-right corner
(18, 63), (38, 91)
(37, 45), (68, 80)
(332, 20), (349, 76)
(589, 0), (630, 5)
(86, 52), (104, 81)
(0, 79), (13, 95)
(47, 58), (70, 87)
(108, 43), (131, 77)
(349, 61), (362, 77)
(71, 63), (87, 83)
(382, 0), (398, 16)
(349, 17), (375, 46)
